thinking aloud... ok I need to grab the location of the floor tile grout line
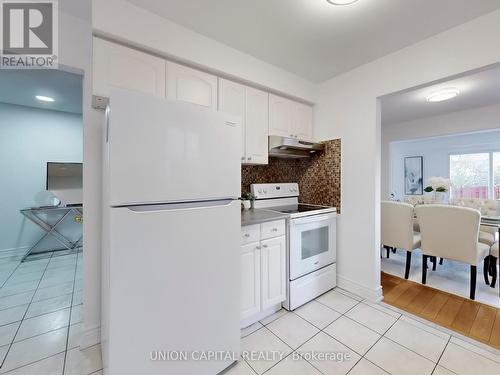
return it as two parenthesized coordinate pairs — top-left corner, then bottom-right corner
(353, 313), (403, 375)
(0, 350), (66, 374)
(4, 322), (73, 347)
(0, 256), (46, 290)
(0, 287), (78, 314)
(0, 252), (55, 369)
(62, 249), (81, 375)
(431, 336), (452, 375)
(385, 309), (452, 341)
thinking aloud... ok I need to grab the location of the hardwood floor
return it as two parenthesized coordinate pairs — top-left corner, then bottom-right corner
(382, 272), (500, 349)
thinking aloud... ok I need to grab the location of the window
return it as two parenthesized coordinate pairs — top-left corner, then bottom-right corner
(495, 152), (500, 200)
(449, 152), (500, 199)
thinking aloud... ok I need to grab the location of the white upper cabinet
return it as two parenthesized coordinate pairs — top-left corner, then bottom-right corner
(269, 94), (313, 141)
(218, 79), (246, 162)
(93, 37), (166, 99)
(166, 61), (218, 110)
(218, 79), (268, 165)
(269, 94), (292, 138)
(245, 87), (269, 165)
(292, 102), (313, 141)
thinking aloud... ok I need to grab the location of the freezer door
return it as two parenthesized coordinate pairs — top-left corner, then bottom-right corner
(107, 90), (241, 206)
(106, 199), (240, 375)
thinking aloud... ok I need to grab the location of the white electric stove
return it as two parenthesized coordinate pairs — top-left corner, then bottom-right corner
(251, 183), (337, 310)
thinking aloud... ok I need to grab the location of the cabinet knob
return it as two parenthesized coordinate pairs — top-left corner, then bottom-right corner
(256, 246), (261, 250)
(262, 244), (268, 248)
(244, 233), (250, 238)
(272, 228), (278, 232)
(247, 157), (252, 161)
(241, 157), (245, 161)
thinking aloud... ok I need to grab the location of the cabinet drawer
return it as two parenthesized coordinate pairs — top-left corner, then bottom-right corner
(261, 220), (286, 240)
(241, 224), (260, 245)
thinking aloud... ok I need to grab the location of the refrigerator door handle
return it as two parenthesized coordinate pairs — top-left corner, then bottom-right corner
(125, 199), (236, 212)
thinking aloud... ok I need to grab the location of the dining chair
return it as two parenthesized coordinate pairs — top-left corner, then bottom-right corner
(450, 198), (499, 246)
(381, 201), (421, 279)
(488, 242), (498, 295)
(416, 204), (490, 300)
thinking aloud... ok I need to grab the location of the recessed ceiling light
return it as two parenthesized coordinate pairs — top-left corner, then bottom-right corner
(326, 0), (359, 5)
(426, 88), (460, 102)
(35, 95), (55, 102)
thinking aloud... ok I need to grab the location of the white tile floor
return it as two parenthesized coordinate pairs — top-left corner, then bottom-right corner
(381, 248), (500, 308)
(3, 251), (500, 375)
(231, 288), (500, 375)
(0, 251), (102, 375)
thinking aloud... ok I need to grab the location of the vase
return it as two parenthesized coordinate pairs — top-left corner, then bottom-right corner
(242, 200), (251, 210)
(434, 191), (448, 204)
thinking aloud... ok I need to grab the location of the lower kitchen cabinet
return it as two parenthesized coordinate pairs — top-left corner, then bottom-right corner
(240, 242), (261, 320)
(240, 220), (286, 326)
(260, 236), (286, 310)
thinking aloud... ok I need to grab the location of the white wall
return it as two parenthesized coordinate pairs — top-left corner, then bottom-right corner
(58, 0), (98, 348)
(388, 128), (500, 200)
(91, 0), (317, 103)
(0, 104), (82, 254)
(382, 104), (500, 199)
(314, 9), (500, 301)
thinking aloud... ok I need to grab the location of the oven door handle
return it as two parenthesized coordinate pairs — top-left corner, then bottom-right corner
(291, 213), (336, 225)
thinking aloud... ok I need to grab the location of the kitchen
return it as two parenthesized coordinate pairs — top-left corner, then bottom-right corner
(4, 1), (500, 374)
(94, 34), (342, 374)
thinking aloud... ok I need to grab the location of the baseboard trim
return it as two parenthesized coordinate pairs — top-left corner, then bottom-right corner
(80, 324), (101, 349)
(337, 274), (383, 302)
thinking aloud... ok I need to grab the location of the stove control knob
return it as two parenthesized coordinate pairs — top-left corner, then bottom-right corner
(263, 189), (268, 194)
(258, 189), (263, 194)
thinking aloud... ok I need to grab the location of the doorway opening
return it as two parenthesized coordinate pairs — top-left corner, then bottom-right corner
(0, 69), (84, 371)
(378, 63), (500, 348)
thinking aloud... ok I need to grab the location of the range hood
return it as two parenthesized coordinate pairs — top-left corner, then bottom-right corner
(268, 135), (324, 159)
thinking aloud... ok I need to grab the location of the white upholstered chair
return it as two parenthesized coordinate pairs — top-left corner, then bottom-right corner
(450, 198), (500, 246)
(381, 201), (421, 279)
(416, 205), (490, 300)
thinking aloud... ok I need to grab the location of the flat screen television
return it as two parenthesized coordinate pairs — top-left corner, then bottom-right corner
(46, 162), (83, 205)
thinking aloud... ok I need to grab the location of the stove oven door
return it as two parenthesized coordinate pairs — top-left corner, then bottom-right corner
(289, 213), (336, 280)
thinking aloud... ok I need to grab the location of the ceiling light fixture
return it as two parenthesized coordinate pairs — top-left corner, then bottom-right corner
(326, 0), (359, 5)
(35, 95), (55, 102)
(426, 88), (460, 102)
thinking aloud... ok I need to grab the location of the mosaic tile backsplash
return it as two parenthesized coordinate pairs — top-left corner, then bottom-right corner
(241, 139), (341, 212)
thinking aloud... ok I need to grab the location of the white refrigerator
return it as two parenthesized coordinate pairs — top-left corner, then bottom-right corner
(101, 90), (241, 375)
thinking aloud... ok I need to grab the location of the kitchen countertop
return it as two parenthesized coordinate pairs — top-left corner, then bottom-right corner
(241, 208), (288, 226)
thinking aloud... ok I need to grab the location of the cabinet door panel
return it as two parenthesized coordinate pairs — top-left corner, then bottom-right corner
(292, 102), (313, 141)
(245, 87), (268, 165)
(93, 37), (166, 98)
(167, 62), (217, 109)
(269, 94), (292, 138)
(241, 243), (261, 320)
(218, 79), (246, 162)
(261, 236), (286, 310)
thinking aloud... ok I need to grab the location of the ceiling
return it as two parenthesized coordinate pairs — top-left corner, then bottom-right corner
(0, 70), (83, 114)
(380, 65), (500, 125)
(126, 0), (500, 82)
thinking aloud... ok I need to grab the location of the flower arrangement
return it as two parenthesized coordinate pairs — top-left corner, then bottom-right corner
(423, 177), (452, 193)
(240, 192), (255, 210)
